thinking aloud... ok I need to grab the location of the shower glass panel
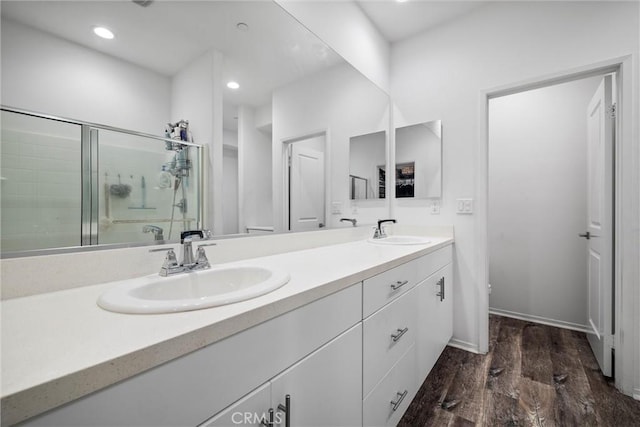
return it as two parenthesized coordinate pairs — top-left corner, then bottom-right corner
(98, 130), (201, 244)
(1, 110), (82, 252)
(0, 107), (203, 256)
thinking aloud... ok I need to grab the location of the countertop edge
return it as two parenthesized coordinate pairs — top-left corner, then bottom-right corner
(1, 239), (453, 425)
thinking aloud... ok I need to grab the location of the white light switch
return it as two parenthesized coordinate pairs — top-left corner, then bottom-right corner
(430, 201), (441, 214)
(456, 198), (473, 214)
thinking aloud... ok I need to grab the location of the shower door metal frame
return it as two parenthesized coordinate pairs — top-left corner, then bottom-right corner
(81, 126), (99, 245)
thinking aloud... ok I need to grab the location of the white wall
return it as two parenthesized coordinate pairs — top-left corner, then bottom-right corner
(272, 63), (390, 232)
(488, 76), (601, 329)
(391, 0), (639, 372)
(275, 0), (390, 93)
(171, 50), (224, 235)
(0, 19), (170, 134)
(238, 106), (273, 231)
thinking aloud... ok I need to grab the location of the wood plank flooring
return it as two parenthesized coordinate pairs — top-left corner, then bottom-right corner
(399, 315), (640, 426)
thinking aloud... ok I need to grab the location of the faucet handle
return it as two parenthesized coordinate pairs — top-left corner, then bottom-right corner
(158, 249), (182, 276)
(195, 246), (211, 269)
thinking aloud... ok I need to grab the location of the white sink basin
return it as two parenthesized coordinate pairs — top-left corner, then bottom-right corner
(97, 265), (290, 314)
(367, 235), (432, 245)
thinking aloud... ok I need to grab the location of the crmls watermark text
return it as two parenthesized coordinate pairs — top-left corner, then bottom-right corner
(231, 411), (284, 425)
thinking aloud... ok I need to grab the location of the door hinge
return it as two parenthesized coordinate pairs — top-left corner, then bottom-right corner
(607, 103), (616, 119)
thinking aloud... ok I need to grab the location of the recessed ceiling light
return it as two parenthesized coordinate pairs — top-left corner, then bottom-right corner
(396, 0), (408, 3)
(236, 22), (249, 32)
(93, 26), (115, 40)
(227, 81), (240, 90)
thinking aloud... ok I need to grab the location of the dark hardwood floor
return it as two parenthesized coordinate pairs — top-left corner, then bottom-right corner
(399, 315), (640, 426)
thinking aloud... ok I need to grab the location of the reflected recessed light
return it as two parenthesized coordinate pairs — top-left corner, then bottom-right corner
(397, 0), (408, 3)
(93, 26), (115, 39)
(227, 81), (240, 89)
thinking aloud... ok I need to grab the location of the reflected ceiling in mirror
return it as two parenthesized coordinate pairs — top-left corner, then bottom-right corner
(349, 130), (386, 200)
(394, 120), (442, 199)
(0, 0), (343, 131)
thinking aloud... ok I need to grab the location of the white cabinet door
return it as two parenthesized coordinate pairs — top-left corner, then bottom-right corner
(416, 263), (453, 379)
(270, 324), (362, 427)
(200, 383), (271, 427)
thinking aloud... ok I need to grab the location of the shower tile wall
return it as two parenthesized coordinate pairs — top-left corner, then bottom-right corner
(1, 118), (82, 252)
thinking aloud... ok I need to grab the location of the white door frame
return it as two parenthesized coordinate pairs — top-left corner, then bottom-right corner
(477, 55), (638, 397)
(280, 129), (330, 232)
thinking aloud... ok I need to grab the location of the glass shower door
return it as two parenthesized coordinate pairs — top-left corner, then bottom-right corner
(0, 110), (82, 252)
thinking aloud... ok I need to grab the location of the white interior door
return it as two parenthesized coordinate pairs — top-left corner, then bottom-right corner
(289, 142), (325, 231)
(585, 74), (614, 376)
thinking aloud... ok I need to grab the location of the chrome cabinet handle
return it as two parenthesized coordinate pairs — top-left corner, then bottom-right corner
(391, 390), (408, 411)
(579, 231), (591, 239)
(277, 394), (290, 427)
(261, 409), (274, 427)
(391, 327), (409, 342)
(436, 277), (445, 302)
(390, 280), (409, 291)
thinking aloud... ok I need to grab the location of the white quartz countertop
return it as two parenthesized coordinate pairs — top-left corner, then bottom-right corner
(1, 235), (453, 425)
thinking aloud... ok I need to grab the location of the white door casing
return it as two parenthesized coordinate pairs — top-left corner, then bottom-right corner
(585, 74), (614, 377)
(289, 142), (325, 232)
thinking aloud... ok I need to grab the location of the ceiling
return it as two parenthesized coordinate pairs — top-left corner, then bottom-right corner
(356, 0), (490, 43)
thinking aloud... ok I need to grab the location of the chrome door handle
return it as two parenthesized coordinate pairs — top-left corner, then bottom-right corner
(261, 409), (274, 427)
(391, 327), (409, 342)
(391, 390), (408, 411)
(579, 231), (591, 240)
(390, 280), (408, 291)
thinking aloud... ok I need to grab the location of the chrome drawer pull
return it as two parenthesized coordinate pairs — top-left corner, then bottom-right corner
(391, 390), (408, 411)
(436, 277), (445, 302)
(391, 327), (409, 342)
(390, 280), (409, 291)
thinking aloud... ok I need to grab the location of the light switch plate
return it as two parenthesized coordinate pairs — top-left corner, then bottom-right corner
(456, 198), (473, 214)
(331, 202), (342, 215)
(430, 201), (441, 214)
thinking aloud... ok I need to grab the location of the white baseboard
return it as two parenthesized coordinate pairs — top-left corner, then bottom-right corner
(489, 308), (593, 334)
(633, 388), (640, 401)
(448, 337), (480, 354)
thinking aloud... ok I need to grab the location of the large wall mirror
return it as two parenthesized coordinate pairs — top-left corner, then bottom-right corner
(0, 0), (390, 256)
(394, 120), (442, 199)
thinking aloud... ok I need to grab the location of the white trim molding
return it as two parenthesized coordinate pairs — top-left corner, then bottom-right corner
(448, 337), (480, 354)
(489, 308), (593, 335)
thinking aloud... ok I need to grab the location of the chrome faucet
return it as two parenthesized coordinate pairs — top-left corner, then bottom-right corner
(142, 225), (164, 241)
(151, 229), (215, 276)
(373, 219), (396, 239)
(340, 218), (357, 227)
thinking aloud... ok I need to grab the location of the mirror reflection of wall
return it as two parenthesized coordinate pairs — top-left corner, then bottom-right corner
(349, 130), (386, 200)
(394, 120), (442, 199)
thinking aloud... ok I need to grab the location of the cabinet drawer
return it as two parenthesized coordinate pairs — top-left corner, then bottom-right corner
(363, 258), (418, 318)
(415, 245), (453, 283)
(363, 345), (418, 427)
(363, 289), (417, 396)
